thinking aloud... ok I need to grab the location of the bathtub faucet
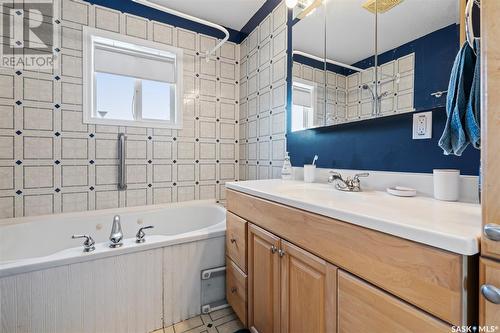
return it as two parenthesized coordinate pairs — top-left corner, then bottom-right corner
(136, 225), (154, 243)
(109, 215), (123, 248)
(72, 234), (95, 252)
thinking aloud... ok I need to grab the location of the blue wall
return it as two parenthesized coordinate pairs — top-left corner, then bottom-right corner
(287, 24), (480, 175)
(287, 108), (480, 175)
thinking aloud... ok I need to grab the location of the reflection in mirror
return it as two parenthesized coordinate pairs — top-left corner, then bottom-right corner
(291, 1), (326, 132)
(377, 0), (459, 114)
(290, 0), (460, 131)
(324, 0), (378, 124)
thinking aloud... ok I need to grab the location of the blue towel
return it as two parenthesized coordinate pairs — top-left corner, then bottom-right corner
(438, 42), (476, 156)
(464, 39), (481, 149)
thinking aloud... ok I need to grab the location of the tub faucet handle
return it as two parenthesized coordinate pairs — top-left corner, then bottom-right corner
(136, 225), (154, 243)
(72, 234), (95, 252)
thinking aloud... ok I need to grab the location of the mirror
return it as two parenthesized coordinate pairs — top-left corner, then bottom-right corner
(291, 1), (327, 131)
(377, 0), (459, 113)
(290, 0), (459, 132)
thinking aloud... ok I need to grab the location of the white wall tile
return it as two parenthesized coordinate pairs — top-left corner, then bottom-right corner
(24, 166), (53, 188)
(0, 105), (14, 129)
(95, 7), (120, 32)
(62, 192), (88, 213)
(1, 0), (240, 217)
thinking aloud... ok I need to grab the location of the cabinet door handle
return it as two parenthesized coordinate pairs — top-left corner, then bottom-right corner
(271, 245), (277, 254)
(484, 223), (500, 241)
(481, 284), (500, 304)
(231, 287), (237, 294)
(278, 249), (285, 257)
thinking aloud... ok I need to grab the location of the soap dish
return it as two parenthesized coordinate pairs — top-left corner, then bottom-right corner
(386, 186), (417, 197)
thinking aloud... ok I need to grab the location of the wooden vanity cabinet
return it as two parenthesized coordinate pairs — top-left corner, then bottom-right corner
(480, 0), (500, 327)
(226, 189), (474, 331)
(247, 223), (337, 333)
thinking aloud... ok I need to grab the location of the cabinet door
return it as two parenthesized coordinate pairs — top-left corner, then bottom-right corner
(480, 258), (500, 327)
(248, 223), (280, 333)
(481, 0), (500, 261)
(337, 271), (450, 333)
(280, 240), (337, 333)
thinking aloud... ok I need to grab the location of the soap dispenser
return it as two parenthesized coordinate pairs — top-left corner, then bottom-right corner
(281, 152), (293, 180)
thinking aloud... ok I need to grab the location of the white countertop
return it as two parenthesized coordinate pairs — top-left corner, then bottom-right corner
(225, 180), (482, 255)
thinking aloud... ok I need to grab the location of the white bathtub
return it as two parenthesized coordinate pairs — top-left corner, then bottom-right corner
(0, 200), (227, 333)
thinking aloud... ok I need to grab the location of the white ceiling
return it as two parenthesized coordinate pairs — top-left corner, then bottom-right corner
(293, 0), (459, 65)
(145, 0), (267, 30)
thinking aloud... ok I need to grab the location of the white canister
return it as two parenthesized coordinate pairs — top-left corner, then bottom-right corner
(303, 164), (316, 183)
(433, 169), (460, 201)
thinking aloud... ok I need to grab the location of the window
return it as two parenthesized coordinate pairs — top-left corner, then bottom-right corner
(291, 80), (315, 132)
(83, 27), (183, 128)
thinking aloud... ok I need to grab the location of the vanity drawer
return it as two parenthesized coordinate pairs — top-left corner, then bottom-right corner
(226, 212), (247, 272)
(338, 270), (450, 332)
(227, 189), (464, 325)
(226, 256), (247, 326)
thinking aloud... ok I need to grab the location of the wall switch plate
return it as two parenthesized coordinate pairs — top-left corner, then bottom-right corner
(412, 112), (432, 139)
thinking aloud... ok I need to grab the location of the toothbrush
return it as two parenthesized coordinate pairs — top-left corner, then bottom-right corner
(312, 155), (318, 166)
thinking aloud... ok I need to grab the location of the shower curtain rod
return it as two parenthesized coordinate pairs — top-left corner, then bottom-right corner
(132, 0), (229, 61)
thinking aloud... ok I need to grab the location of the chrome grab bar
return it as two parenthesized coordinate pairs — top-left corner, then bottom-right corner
(118, 133), (127, 190)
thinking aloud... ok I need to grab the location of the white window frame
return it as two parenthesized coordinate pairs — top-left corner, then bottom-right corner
(83, 27), (183, 129)
(291, 79), (316, 131)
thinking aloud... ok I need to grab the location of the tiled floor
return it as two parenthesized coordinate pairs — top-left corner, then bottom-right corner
(151, 307), (245, 333)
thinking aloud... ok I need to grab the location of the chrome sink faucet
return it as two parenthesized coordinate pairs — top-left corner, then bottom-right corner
(109, 215), (123, 248)
(328, 171), (369, 192)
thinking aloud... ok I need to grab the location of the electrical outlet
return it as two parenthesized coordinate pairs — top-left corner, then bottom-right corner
(412, 112), (432, 139)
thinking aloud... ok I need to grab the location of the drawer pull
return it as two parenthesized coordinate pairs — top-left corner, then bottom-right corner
(481, 284), (500, 304)
(231, 287), (237, 294)
(484, 223), (500, 241)
(230, 238), (237, 244)
(278, 249), (286, 257)
(271, 245), (278, 254)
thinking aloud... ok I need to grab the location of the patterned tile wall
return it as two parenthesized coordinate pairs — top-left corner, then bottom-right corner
(238, 1), (288, 181)
(0, 0), (240, 218)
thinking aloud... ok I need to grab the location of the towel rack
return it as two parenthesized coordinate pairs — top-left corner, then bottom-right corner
(431, 90), (448, 98)
(465, 0), (480, 54)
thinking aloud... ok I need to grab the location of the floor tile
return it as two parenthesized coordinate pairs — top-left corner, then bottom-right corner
(215, 319), (244, 333)
(209, 307), (234, 321)
(151, 329), (164, 333)
(174, 316), (204, 332)
(158, 306), (244, 333)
